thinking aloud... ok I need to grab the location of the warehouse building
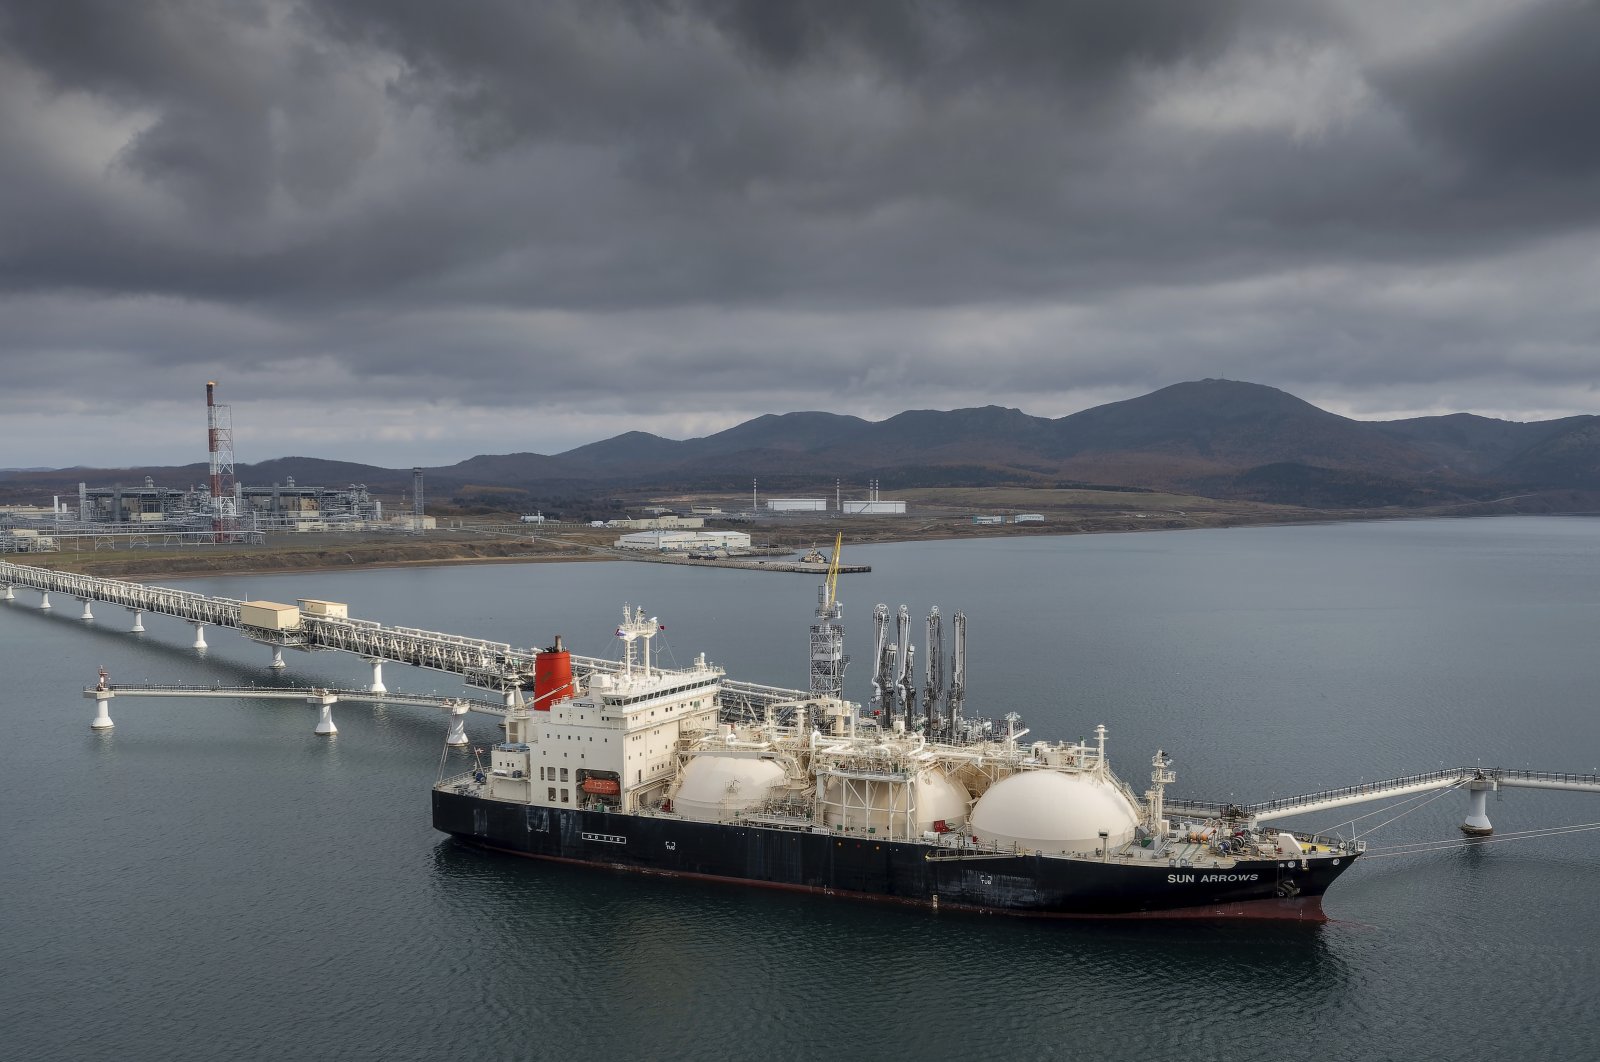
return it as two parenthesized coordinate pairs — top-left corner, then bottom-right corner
(615, 530), (751, 553)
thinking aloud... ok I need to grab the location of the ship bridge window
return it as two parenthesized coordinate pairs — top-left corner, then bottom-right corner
(548, 787), (556, 801)
(560, 768), (568, 782)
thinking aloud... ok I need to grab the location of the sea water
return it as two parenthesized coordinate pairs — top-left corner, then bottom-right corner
(3, 516), (1598, 1061)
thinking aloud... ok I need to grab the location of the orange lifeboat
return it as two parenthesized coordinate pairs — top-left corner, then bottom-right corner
(581, 777), (621, 796)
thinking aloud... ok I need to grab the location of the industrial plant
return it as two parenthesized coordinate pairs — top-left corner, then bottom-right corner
(759, 479), (907, 516)
(1, 382), (418, 554)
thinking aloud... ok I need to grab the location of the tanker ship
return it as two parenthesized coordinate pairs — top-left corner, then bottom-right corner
(433, 583), (1361, 918)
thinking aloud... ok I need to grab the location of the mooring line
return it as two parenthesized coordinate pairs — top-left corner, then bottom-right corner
(1361, 820), (1600, 858)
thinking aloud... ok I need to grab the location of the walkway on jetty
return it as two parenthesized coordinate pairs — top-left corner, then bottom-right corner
(80, 680), (507, 742)
(1, 559), (809, 717)
(1167, 766), (1600, 829)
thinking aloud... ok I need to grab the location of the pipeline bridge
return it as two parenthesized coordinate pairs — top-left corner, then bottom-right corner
(1, 558), (809, 719)
(1167, 765), (1600, 837)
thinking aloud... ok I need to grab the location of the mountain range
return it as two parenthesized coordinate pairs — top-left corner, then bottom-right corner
(4, 380), (1598, 509)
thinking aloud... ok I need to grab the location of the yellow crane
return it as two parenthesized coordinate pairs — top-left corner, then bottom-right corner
(824, 531), (843, 610)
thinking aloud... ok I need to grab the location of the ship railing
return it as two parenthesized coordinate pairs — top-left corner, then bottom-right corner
(437, 771), (484, 795)
(924, 839), (1025, 861)
(818, 766), (911, 783)
(740, 813), (817, 833)
(1481, 767), (1600, 787)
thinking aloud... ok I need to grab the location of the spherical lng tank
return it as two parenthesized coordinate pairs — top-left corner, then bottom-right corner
(967, 770), (1140, 854)
(672, 752), (787, 822)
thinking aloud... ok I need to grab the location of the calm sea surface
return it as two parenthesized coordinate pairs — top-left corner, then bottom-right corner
(4, 516), (1599, 1061)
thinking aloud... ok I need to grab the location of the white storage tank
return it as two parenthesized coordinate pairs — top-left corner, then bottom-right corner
(968, 770), (1140, 855)
(672, 752), (787, 822)
(819, 768), (970, 836)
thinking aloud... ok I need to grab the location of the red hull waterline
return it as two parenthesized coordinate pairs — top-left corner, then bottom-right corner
(465, 839), (1331, 922)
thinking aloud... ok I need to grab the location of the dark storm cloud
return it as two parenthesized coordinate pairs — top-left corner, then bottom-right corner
(1377, 0), (1600, 177)
(0, 0), (1597, 465)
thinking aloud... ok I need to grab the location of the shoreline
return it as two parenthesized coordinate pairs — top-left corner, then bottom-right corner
(0, 511), (1480, 583)
(7, 491), (1592, 583)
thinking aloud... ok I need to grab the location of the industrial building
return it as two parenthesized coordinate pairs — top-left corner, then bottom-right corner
(615, 530), (751, 553)
(839, 479), (906, 515)
(606, 516), (705, 530)
(842, 499), (906, 515)
(76, 478), (382, 529)
(765, 498), (829, 512)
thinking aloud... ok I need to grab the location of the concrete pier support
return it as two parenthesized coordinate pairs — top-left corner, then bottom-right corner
(3, 584), (13, 600)
(445, 704), (470, 746)
(191, 623), (207, 650)
(1462, 779), (1495, 836)
(79, 599), (94, 621)
(130, 609), (145, 632)
(270, 646), (286, 670)
(90, 690), (114, 730)
(311, 693), (338, 737)
(39, 591), (51, 610)
(366, 658), (387, 695)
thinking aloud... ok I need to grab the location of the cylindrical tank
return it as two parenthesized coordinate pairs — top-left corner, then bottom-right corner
(672, 752), (787, 822)
(532, 636), (574, 710)
(819, 768), (970, 837)
(968, 770), (1140, 855)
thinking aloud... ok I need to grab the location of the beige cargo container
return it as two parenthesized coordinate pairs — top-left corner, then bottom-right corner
(240, 601), (302, 631)
(297, 598), (349, 619)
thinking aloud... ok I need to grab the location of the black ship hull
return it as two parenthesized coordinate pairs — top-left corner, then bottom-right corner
(434, 791), (1356, 919)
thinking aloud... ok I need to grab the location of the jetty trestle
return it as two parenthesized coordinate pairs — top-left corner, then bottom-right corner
(4, 558), (813, 717)
(83, 682), (508, 739)
(1168, 766), (1600, 837)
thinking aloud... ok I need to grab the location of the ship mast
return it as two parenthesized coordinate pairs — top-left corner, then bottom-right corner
(617, 603), (658, 679)
(1145, 749), (1176, 833)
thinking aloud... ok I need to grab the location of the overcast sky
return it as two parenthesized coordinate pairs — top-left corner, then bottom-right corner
(2, 0), (1597, 469)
